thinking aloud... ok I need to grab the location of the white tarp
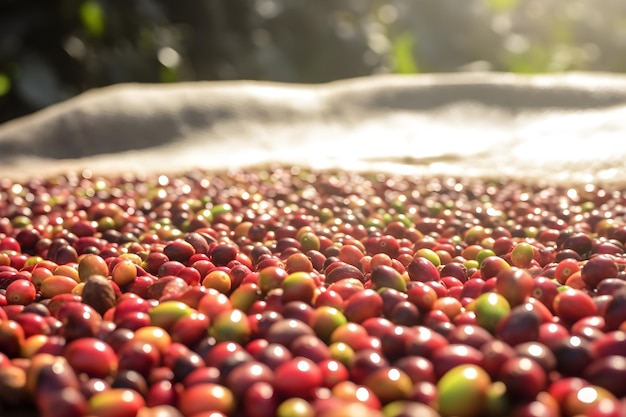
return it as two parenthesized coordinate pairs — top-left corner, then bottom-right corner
(1, 72), (626, 184)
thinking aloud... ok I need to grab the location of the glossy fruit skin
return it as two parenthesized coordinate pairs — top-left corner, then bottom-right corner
(225, 360), (274, 398)
(254, 342), (293, 369)
(404, 325), (448, 359)
(554, 258), (581, 284)
(370, 265), (406, 292)
(243, 381), (279, 417)
(330, 380), (381, 410)
(563, 384), (618, 416)
(431, 344), (483, 379)
(78, 254), (109, 282)
(479, 256), (510, 280)
(210, 308), (251, 344)
(266, 318), (315, 348)
(547, 376), (587, 407)
(437, 364), (491, 417)
(176, 382), (235, 416)
(111, 258), (137, 287)
(343, 289), (383, 323)
(553, 288), (598, 324)
(349, 348), (389, 384)
(64, 337), (117, 379)
(318, 358), (349, 388)
(585, 398), (626, 417)
(514, 341), (557, 374)
(145, 379), (177, 407)
(592, 330), (626, 358)
(15, 312), (51, 338)
(388, 300), (420, 326)
(291, 334), (331, 363)
(6, 278), (37, 305)
(480, 339), (516, 379)
(447, 324), (493, 349)
(581, 255), (618, 289)
(36, 387), (88, 417)
(229, 282), (263, 312)
(57, 303), (102, 342)
(511, 242), (535, 268)
(531, 276), (559, 313)
(603, 287), (626, 331)
(276, 397), (314, 417)
(280, 271), (316, 304)
(596, 278), (626, 296)
(148, 300), (193, 331)
(117, 340), (161, 377)
(40, 275), (78, 298)
(169, 310), (209, 347)
(583, 355), (626, 398)
(473, 292), (510, 333)
(325, 263), (365, 285)
(406, 281), (438, 313)
(407, 256), (439, 282)
(495, 267), (533, 307)
(363, 366), (413, 404)
(497, 357), (547, 401)
(87, 388), (145, 417)
(309, 305), (347, 343)
(274, 357), (323, 399)
(182, 366), (221, 388)
(496, 304), (544, 347)
(197, 288), (233, 321)
(553, 336), (594, 377)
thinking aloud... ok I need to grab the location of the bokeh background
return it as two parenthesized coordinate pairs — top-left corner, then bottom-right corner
(1, 0), (625, 125)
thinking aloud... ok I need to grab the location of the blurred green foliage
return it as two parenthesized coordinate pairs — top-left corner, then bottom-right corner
(1, 0), (625, 124)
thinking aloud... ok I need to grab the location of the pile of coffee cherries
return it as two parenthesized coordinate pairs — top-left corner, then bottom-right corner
(1, 165), (626, 417)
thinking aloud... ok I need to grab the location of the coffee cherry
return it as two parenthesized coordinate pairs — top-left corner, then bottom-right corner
(5, 164), (626, 416)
